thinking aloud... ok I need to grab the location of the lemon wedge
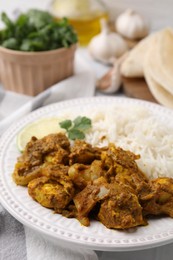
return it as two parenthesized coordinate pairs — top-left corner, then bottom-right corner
(16, 117), (65, 152)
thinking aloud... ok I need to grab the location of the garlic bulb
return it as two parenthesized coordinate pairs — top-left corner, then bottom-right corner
(88, 19), (128, 64)
(116, 9), (149, 40)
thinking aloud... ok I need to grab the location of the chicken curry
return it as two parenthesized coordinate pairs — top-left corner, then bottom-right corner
(12, 133), (173, 230)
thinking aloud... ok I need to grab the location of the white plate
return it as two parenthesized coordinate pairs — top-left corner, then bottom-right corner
(1, 96), (173, 252)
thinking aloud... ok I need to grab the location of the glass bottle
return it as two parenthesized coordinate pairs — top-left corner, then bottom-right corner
(50, 0), (109, 46)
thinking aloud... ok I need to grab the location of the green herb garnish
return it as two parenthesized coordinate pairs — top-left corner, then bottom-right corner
(0, 9), (78, 51)
(59, 116), (92, 140)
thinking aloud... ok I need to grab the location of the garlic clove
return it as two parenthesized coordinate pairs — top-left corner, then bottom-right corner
(96, 66), (122, 94)
(116, 9), (149, 40)
(96, 53), (128, 93)
(88, 18), (128, 64)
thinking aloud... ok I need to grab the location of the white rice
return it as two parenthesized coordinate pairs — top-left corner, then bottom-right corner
(58, 104), (173, 179)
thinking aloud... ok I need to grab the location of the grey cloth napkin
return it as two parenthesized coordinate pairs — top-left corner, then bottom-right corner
(0, 204), (27, 260)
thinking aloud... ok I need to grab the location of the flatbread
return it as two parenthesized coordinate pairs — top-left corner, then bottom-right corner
(144, 65), (173, 109)
(158, 28), (173, 91)
(121, 28), (173, 78)
(145, 28), (173, 96)
(120, 32), (158, 77)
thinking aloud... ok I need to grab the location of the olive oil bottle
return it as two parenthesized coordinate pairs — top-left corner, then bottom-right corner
(50, 0), (109, 46)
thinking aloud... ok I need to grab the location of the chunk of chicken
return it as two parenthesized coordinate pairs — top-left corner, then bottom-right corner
(68, 160), (105, 190)
(101, 144), (151, 200)
(101, 144), (140, 174)
(142, 177), (173, 218)
(69, 140), (102, 165)
(115, 170), (151, 200)
(73, 177), (109, 226)
(44, 147), (69, 165)
(98, 182), (146, 229)
(28, 176), (74, 211)
(12, 133), (70, 186)
(28, 164), (74, 211)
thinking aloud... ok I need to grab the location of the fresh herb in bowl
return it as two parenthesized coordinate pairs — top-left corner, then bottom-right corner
(0, 9), (78, 51)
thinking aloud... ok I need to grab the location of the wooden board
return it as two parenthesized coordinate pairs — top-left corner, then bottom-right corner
(122, 77), (158, 104)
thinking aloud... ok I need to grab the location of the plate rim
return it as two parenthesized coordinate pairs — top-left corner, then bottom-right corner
(1, 96), (173, 251)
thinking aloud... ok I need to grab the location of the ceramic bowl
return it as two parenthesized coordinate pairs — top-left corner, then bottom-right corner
(0, 44), (77, 96)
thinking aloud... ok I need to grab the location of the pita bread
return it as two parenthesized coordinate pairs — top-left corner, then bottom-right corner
(120, 32), (159, 77)
(144, 65), (173, 109)
(158, 28), (173, 90)
(145, 28), (173, 96)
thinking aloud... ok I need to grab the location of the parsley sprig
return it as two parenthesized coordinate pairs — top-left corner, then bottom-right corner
(59, 116), (91, 140)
